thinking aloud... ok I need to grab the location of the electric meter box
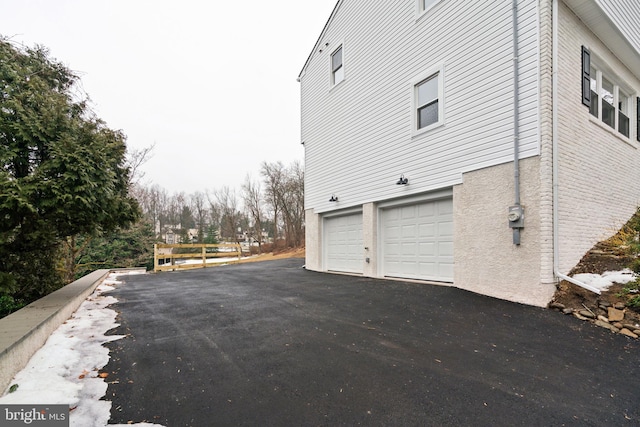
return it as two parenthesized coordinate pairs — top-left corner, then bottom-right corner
(508, 205), (525, 228)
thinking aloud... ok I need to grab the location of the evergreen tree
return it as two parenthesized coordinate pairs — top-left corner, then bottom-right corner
(0, 38), (139, 307)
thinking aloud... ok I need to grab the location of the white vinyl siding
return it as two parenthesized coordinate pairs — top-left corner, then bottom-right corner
(596, 0), (640, 53)
(417, 0), (442, 16)
(301, 0), (540, 213)
(324, 213), (363, 273)
(381, 198), (454, 282)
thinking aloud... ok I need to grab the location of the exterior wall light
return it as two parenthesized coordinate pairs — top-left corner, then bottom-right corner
(329, 194), (339, 202)
(396, 174), (409, 185)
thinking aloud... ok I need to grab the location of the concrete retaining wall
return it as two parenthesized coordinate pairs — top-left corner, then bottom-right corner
(0, 269), (114, 392)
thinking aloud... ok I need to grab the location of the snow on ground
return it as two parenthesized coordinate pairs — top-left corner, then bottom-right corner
(0, 271), (165, 427)
(572, 269), (637, 291)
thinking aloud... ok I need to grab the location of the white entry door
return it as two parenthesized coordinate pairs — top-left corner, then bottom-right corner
(324, 213), (363, 274)
(381, 198), (453, 282)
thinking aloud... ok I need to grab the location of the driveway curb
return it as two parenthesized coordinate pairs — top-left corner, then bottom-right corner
(0, 268), (143, 392)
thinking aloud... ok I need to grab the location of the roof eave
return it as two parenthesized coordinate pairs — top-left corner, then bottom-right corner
(565, 0), (640, 76)
(297, 0), (343, 82)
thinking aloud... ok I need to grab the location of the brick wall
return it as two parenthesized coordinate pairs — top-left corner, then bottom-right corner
(556, 1), (640, 273)
(538, 0), (555, 285)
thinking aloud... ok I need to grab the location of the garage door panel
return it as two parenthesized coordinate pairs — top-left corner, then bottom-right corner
(419, 241), (436, 257)
(439, 220), (454, 237)
(401, 242), (417, 255)
(418, 203), (435, 218)
(381, 198), (453, 282)
(400, 206), (415, 220)
(419, 223), (435, 238)
(325, 213), (363, 274)
(437, 200), (452, 214)
(439, 263), (454, 279)
(401, 224), (417, 238)
(419, 262), (437, 276)
(439, 241), (454, 257)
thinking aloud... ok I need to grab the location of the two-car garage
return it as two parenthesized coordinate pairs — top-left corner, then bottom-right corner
(323, 196), (454, 282)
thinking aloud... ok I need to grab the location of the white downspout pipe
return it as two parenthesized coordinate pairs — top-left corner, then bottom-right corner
(551, 0), (601, 295)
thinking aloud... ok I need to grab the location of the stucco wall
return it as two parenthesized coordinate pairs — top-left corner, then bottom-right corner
(362, 203), (378, 277)
(453, 157), (554, 306)
(304, 208), (321, 271)
(556, 2), (640, 273)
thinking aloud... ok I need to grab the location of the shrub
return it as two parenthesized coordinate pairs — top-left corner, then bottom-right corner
(260, 243), (274, 253)
(631, 258), (640, 274)
(0, 295), (25, 318)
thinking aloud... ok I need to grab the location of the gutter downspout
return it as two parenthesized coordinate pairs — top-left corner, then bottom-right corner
(551, 0), (601, 295)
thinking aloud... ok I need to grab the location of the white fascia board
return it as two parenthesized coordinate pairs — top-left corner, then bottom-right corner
(297, 0), (344, 81)
(565, 0), (640, 76)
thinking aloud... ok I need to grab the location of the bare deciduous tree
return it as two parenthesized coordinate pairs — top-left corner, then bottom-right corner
(191, 191), (208, 243)
(132, 160), (304, 250)
(242, 174), (266, 251)
(261, 160), (305, 248)
(261, 161), (285, 245)
(125, 143), (155, 187)
(211, 186), (242, 243)
(280, 161), (305, 247)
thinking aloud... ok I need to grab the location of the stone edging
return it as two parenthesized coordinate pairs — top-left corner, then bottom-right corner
(549, 302), (640, 338)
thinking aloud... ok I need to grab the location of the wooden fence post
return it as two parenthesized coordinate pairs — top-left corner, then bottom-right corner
(154, 244), (158, 272)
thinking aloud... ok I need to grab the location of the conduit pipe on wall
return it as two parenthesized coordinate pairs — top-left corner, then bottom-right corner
(512, 0), (522, 245)
(551, 0), (601, 295)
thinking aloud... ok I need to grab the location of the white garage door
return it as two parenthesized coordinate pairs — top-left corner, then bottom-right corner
(325, 213), (363, 274)
(381, 198), (453, 282)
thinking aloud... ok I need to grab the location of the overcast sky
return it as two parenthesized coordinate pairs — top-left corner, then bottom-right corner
(0, 0), (337, 194)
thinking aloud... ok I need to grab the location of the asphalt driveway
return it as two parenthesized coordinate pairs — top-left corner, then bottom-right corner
(104, 259), (639, 426)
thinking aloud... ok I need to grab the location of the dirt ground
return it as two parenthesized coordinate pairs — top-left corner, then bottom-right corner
(551, 239), (640, 324)
(238, 247), (305, 264)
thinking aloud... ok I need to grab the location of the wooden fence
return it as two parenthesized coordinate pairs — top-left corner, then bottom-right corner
(154, 243), (243, 272)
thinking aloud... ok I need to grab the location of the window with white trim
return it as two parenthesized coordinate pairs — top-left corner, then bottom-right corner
(331, 45), (344, 86)
(418, 0), (441, 15)
(583, 46), (634, 139)
(589, 66), (631, 138)
(413, 66), (444, 133)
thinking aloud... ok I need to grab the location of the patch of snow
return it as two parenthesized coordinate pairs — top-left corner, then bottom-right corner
(572, 269), (637, 292)
(0, 272), (166, 427)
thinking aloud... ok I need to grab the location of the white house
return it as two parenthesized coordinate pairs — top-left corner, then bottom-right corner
(299, 0), (640, 306)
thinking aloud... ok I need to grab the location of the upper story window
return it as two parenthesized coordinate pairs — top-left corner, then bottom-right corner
(331, 45), (344, 86)
(418, 0), (442, 16)
(412, 65), (444, 134)
(589, 64), (631, 138)
(417, 75), (439, 129)
(583, 46), (635, 140)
